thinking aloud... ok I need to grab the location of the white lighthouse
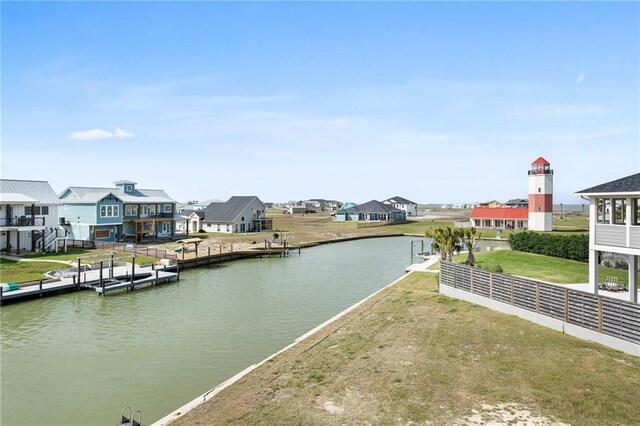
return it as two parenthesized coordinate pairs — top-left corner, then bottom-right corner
(528, 157), (553, 231)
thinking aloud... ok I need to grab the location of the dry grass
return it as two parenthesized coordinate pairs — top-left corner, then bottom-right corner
(170, 272), (640, 426)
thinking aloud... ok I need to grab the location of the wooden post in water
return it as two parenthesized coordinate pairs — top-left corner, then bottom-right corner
(110, 252), (115, 279)
(99, 261), (103, 290)
(77, 258), (81, 286)
(131, 254), (136, 289)
(0, 286), (3, 305)
(39, 279), (43, 291)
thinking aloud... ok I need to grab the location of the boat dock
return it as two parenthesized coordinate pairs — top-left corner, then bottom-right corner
(0, 263), (178, 304)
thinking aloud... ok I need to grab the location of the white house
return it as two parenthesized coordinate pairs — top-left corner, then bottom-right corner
(383, 196), (418, 217)
(200, 196), (272, 233)
(0, 179), (65, 254)
(576, 172), (640, 303)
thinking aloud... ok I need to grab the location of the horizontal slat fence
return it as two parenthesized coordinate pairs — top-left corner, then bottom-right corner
(440, 261), (640, 345)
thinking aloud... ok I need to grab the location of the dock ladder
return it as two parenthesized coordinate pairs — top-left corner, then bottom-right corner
(118, 407), (142, 426)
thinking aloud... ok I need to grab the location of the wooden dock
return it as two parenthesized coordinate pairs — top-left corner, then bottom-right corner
(0, 264), (179, 303)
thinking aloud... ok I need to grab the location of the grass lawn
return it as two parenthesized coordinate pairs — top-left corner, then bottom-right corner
(0, 258), (60, 283)
(454, 250), (631, 286)
(171, 272), (640, 426)
(1, 248), (159, 283)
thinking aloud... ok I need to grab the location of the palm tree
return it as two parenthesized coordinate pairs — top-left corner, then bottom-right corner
(461, 227), (479, 266)
(425, 226), (462, 262)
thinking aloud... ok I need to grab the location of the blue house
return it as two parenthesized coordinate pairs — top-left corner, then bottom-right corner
(59, 180), (177, 243)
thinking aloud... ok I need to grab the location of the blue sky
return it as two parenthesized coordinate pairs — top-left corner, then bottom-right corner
(2, 2), (638, 204)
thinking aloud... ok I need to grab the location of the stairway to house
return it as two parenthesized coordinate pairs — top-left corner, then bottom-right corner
(35, 226), (67, 252)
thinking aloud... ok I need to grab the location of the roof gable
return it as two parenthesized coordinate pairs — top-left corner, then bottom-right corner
(383, 196), (416, 205)
(202, 196), (264, 222)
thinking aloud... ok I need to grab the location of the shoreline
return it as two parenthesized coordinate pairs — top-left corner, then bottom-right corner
(151, 269), (415, 426)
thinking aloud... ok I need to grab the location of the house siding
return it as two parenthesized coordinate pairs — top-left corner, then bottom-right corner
(630, 227), (640, 249)
(96, 196), (124, 225)
(595, 224), (627, 247)
(60, 204), (97, 225)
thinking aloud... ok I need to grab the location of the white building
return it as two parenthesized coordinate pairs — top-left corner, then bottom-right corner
(0, 179), (65, 254)
(200, 196), (272, 233)
(577, 173), (640, 303)
(383, 196), (418, 217)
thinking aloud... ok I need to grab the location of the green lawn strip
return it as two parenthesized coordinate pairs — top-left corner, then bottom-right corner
(454, 250), (630, 285)
(177, 273), (640, 425)
(0, 258), (59, 283)
(2, 249), (159, 284)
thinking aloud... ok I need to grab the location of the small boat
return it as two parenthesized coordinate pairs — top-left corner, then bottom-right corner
(1, 283), (21, 292)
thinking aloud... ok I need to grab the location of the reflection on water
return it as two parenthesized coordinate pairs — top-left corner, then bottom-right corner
(0, 236), (424, 425)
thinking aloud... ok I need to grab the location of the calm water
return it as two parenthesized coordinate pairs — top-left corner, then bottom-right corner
(0, 236), (424, 426)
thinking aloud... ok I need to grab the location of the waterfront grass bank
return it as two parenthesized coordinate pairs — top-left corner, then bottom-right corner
(167, 272), (640, 425)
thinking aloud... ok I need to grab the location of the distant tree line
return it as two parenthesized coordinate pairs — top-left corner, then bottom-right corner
(508, 231), (589, 263)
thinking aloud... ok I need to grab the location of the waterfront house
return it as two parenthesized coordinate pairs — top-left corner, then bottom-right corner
(58, 180), (177, 243)
(576, 172), (640, 303)
(336, 200), (406, 222)
(478, 200), (504, 208)
(175, 209), (203, 234)
(200, 196), (272, 233)
(383, 196), (418, 216)
(0, 179), (64, 254)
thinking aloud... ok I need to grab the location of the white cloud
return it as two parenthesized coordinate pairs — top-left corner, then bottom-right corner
(577, 73), (586, 83)
(70, 128), (135, 140)
(114, 128), (135, 139)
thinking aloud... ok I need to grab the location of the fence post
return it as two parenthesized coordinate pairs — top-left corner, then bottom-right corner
(208, 247), (211, 257)
(489, 272), (493, 299)
(598, 297), (603, 333)
(453, 263), (457, 289)
(77, 258), (81, 287)
(536, 283), (540, 313)
(564, 288), (569, 322)
(510, 277), (515, 305)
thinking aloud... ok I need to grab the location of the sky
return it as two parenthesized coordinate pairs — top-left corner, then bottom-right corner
(2, 1), (639, 204)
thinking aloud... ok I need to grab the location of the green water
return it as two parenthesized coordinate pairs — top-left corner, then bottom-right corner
(0, 236), (425, 425)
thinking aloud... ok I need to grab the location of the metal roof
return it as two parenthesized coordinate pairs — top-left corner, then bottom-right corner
(576, 172), (640, 195)
(0, 179), (60, 204)
(532, 157), (550, 165)
(202, 196), (264, 222)
(471, 207), (529, 220)
(61, 186), (176, 204)
(341, 200), (403, 214)
(383, 196), (416, 205)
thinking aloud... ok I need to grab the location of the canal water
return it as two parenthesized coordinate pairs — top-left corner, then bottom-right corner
(1, 236), (428, 425)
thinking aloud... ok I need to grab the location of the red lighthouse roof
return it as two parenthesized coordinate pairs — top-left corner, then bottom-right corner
(470, 207), (529, 220)
(532, 156), (550, 165)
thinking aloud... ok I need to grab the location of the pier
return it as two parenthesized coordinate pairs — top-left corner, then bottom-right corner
(0, 262), (178, 303)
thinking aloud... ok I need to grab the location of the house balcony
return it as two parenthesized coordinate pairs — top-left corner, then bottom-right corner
(0, 216), (46, 227)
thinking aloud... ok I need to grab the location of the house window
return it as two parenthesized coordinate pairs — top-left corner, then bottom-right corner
(217, 224), (221, 231)
(613, 199), (626, 225)
(95, 229), (110, 239)
(164, 205), (172, 213)
(42, 206), (49, 215)
(597, 198), (611, 224)
(538, 188), (541, 193)
(125, 205), (138, 216)
(100, 205), (120, 218)
(634, 199), (640, 225)
(149, 205), (156, 215)
(162, 222), (170, 233)
(126, 185), (133, 192)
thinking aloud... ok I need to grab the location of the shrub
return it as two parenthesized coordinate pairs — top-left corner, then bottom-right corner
(493, 265), (504, 273)
(508, 231), (589, 262)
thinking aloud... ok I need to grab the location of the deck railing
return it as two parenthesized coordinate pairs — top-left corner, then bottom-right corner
(66, 239), (178, 261)
(440, 261), (640, 345)
(0, 216), (46, 227)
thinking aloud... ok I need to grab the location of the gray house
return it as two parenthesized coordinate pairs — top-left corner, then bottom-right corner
(336, 200), (406, 222)
(199, 196), (273, 233)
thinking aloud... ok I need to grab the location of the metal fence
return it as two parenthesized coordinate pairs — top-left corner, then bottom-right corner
(440, 261), (640, 345)
(66, 239), (178, 261)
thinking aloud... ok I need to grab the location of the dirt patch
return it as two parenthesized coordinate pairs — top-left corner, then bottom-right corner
(455, 403), (571, 426)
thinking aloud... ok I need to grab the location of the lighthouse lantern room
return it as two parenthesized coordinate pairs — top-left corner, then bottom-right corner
(528, 157), (553, 231)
